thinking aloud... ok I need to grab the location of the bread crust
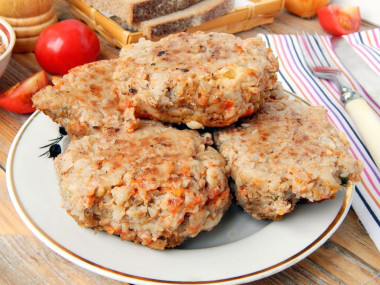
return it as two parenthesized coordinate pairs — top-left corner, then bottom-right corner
(85, 0), (204, 25)
(131, 0), (203, 24)
(139, 0), (234, 38)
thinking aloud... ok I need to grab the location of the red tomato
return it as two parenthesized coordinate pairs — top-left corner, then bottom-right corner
(0, 70), (49, 113)
(34, 19), (100, 75)
(317, 5), (360, 35)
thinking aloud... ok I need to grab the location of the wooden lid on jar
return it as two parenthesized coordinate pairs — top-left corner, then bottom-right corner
(0, 0), (57, 53)
(0, 0), (53, 18)
(1, 5), (56, 27)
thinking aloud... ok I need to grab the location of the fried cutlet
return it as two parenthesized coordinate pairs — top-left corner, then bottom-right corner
(32, 59), (139, 138)
(113, 31), (279, 129)
(55, 120), (231, 249)
(214, 91), (362, 220)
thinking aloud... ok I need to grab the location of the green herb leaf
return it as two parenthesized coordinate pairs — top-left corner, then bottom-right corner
(340, 177), (348, 186)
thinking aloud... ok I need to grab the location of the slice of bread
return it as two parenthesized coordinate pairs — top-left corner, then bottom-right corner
(85, 0), (204, 25)
(139, 0), (234, 39)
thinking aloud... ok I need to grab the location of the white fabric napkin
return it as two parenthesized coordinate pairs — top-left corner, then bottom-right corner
(260, 29), (380, 251)
(332, 0), (380, 26)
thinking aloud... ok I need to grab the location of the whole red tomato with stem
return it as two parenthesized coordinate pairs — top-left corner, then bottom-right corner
(317, 5), (360, 35)
(34, 19), (100, 75)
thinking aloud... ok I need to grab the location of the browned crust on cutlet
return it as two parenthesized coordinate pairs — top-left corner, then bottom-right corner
(55, 120), (231, 249)
(32, 60), (139, 138)
(214, 91), (362, 220)
(114, 32), (278, 129)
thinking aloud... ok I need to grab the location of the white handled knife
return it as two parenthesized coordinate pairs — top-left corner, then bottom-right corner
(331, 36), (380, 107)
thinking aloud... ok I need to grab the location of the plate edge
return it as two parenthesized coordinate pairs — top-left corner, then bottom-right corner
(5, 108), (354, 285)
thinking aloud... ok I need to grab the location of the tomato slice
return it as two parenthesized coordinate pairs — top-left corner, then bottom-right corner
(0, 70), (49, 113)
(317, 5), (360, 35)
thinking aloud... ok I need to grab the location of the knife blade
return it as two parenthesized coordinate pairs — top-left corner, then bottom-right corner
(330, 36), (380, 107)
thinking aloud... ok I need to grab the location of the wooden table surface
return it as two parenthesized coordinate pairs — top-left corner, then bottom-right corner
(1, 1), (379, 284)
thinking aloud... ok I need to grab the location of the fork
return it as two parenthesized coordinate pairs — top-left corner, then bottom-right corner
(297, 32), (380, 168)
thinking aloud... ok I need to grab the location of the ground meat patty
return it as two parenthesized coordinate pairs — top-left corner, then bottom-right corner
(113, 31), (279, 129)
(55, 120), (231, 249)
(32, 60), (139, 138)
(214, 91), (362, 220)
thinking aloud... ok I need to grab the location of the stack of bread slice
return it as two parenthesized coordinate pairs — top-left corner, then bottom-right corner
(85, 0), (234, 38)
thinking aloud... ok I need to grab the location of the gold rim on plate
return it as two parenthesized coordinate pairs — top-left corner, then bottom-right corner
(6, 94), (353, 284)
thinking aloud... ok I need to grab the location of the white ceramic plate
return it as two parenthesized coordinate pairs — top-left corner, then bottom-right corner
(7, 111), (353, 285)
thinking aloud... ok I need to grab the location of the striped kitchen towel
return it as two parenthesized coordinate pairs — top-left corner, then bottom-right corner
(260, 29), (380, 251)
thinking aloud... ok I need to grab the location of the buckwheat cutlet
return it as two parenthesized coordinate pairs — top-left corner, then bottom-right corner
(214, 91), (362, 220)
(55, 120), (231, 249)
(113, 31), (279, 129)
(32, 60), (139, 138)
